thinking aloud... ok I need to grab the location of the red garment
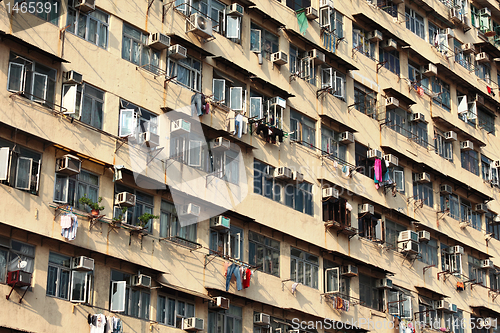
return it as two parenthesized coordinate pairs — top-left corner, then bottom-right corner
(242, 269), (252, 288)
(417, 87), (424, 96)
(488, 86), (492, 94)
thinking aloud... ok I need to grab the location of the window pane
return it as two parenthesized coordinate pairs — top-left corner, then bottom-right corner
(58, 269), (70, 299)
(71, 271), (88, 302)
(46, 266), (58, 296)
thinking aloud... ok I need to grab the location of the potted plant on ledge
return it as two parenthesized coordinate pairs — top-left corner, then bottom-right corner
(112, 207), (128, 225)
(79, 196), (105, 216)
(137, 213), (159, 233)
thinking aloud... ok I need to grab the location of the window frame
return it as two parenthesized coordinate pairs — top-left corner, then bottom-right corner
(248, 231), (280, 277)
(157, 294), (195, 327)
(290, 247), (319, 289)
(66, 2), (109, 48)
(110, 270), (151, 319)
(167, 55), (202, 92)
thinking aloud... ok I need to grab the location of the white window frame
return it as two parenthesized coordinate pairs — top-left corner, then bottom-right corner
(210, 226), (243, 260)
(0, 146), (41, 194)
(110, 281), (126, 312)
(226, 15), (241, 39)
(325, 267), (340, 293)
(67, 3), (109, 48)
(230, 87), (243, 110)
(250, 97), (263, 119)
(250, 29), (262, 52)
(212, 78), (226, 102)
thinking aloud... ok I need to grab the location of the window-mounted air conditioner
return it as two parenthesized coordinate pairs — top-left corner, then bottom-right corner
(476, 203), (487, 213)
(419, 231), (431, 242)
(449, 245), (464, 255)
(385, 97), (399, 109)
(359, 203), (374, 215)
(171, 119), (191, 133)
(411, 113), (427, 123)
(481, 259), (494, 269)
(450, 8), (462, 24)
(210, 216), (230, 230)
(75, 0), (95, 13)
(180, 203), (201, 217)
(440, 184), (453, 194)
(415, 172), (431, 183)
(383, 154), (399, 167)
(187, 13), (213, 39)
(478, 8), (491, 16)
(141, 131), (160, 148)
(308, 49), (325, 64)
(270, 96), (286, 109)
(293, 171), (304, 182)
(132, 274), (152, 288)
(381, 38), (397, 51)
(183, 317), (204, 331)
(6, 270), (32, 287)
(398, 240), (419, 253)
(169, 45), (188, 59)
(460, 140), (473, 151)
(446, 28), (454, 38)
(116, 192), (136, 207)
(149, 33), (171, 50)
(367, 30), (383, 42)
(423, 63), (438, 77)
(398, 230), (419, 243)
(272, 51), (288, 65)
(254, 313), (271, 326)
(461, 43), (475, 54)
(436, 300), (450, 310)
(64, 70), (83, 85)
(72, 256), (95, 271)
(449, 304), (458, 313)
(319, 0), (334, 8)
(444, 131), (457, 141)
(341, 265), (358, 277)
(367, 149), (383, 159)
(211, 137), (231, 151)
(305, 7), (319, 20)
(274, 166), (293, 179)
(322, 187), (339, 199)
(227, 3), (244, 17)
(209, 296), (230, 309)
(56, 154), (82, 176)
(340, 131), (354, 144)
(376, 278), (393, 289)
(476, 52), (490, 63)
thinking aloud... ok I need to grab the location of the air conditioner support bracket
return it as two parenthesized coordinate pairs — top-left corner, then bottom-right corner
(6, 284), (29, 303)
(147, 147), (164, 166)
(377, 61), (388, 73)
(317, 87), (332, 98)
(423, 265), (435, 274)
(489, 289), (500, 301)
(437, 270), (453, 282)
(89, 214), (105, 231)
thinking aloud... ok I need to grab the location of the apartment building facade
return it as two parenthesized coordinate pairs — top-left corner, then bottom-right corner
(1, 0), (500, 333)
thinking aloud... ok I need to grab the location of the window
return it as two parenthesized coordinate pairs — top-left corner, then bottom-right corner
(355, 143), (370, 177)
(428, 22), (443, 46)
(468, 255), (486, 286)
(289, 45), (306, 75)
(482, 155), (499, 186)
(388, 287), (412, 319)
(461, 149), (479, 175)
(391, 166), (405, 192)
(169, 131), (208, 170)
(419, 238), (438, 266)
(475, 61), (491, 84)
(17, 0), (59, 24)
(320, 8), (343, 37)
(118, 100), (158, 142)
(378, 0), (398, 17)
(286, 0), (311, 11)
(211, 147), (240, 184)
(454, 40), (473, 71)
(213, 71), (247, 110)
(208, 305), (242, 333)
(249, 231), (280, 276)
(62, 83), (104, 129)
(324, 259), (350, 297)
(285, 182), (313, 215)
(249, 91), (283, 129)
(379, 48), (400, 75)
(46, 252), (93, 303)
(434, 129), (453, 161)
(419, 296), (438, 328)
(431, 77), (451, 111)
(253, 160), (278, 200)
(7, 52), (57, 106)
(477, 108), (495, 134)
(441, 244), (462, 275)
(354, 82), (376, 118)
(358, 212), (382, 241)
(441, 193), (460, 219)
(385, 220), (407, 249)
(411, 121), (429, 148)
(67, 1), (108, 48)
(122, 24), (160, 69)
(290, 248), (319, 289)
(114, 185), (155, 233)
(0, 238), (35, 284)
(210, 225), (243, 260)
(413, 177), (434, 207)
(487, 213), (500, 241)
(226, 13), (242, 43)
(110, 270), (150, 319)
(386, 108), (409, 136)
(168, 56), (202, 91)
(160, 201), (197, 243)
(321, 127), (347, 162)
(490, 268), (500, 291)
(290, 110), (316, 148)
(406, 7), (425, 39)
(54, 170), (99, 211)
(359, 274), (384, 311)
(322, 197), (351, 225)
(157, 295), (195, 327)
(353, 26), (376, 59)
(250, 23), (279, 60)
(0, 139), (42, 195)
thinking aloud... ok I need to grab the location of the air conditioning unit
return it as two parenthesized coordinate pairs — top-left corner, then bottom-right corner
(210, 216), (230, 230)
(449, 304), (458, 313)
(183, 317), (204, 331)
(116, 192), (136, 207)
(227, 3), (244, 16)
(274, 166), (293, 179)
(450, 245), (464, 255)
(305, 6), (319, 20)
(211, 137), (231, 151)
(149, 33), (171, 50)
(383, 154), (399, 167)
(415, 172), (431, 183)
(340, 131), (355, 144)
(367, 30), (383, 42)
(494, 160), (500, 168)
(423, 63), (438, 77)
(476, 203), (487, 213)
(180, 203), (201, 217)
(367, 149), (383, 159)
(440, 184), (453, 194)
(359, 203), (374, 215)
(476, 52), (490, 63)
(308, 49), (325, 64)
(479, 8), (491, 16)
(398, 240), (419, 253)
(386, 97), (400, 109)
(377, 278), (393, 288)
(270, 96), (286, 109)
(75, 0), (95, 13)
(449, 8), (462, 24)
(444, 131), (457, 141)
(132, 274), (152, 288)
(64, 70), (83, 85)
(56, 154), (82, 176)
(411, 113), (427, 123)
(209, 296), (230, 310)
(419, 231), (431, 242)
(141, 131), (160, 148)
(254, 313), (271, 326)
(171, 119), (191, 133)
(168, 44), (188, 59)
(341, 265), (358, 277)
(460, 140), (473, 151)
(446, 28), (455, 38)
(6, 270), (32, 287)
(272, 51), (288, 65)
(293, 171), (304, 182)
(398, 230), (419, 243)
(322, 187), (339, 199)
(461, 43), (476, 54)
(187, 13), (213, 39)
(482, 259), (494, 269)
(436, 300), (450, 310)
(319, 0), (334, 8)
(381, 38), (397, 51)
(71, 256), (94, 271)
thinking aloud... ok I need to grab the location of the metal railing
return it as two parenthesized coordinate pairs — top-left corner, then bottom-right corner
(384, 122), (435, 150)
(10, 91), (68, 114)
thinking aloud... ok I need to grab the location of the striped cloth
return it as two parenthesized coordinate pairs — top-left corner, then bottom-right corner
(61, 214), (78, 241)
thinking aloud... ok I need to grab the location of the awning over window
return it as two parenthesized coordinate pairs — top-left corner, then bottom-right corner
(415, 286), (449, 300)
(157, 274), (212, 300)
(352, 13), (410, 47)
(167, 33), (215, 58)
(211, 56), (256, 78)
(383, 87), (417, 106)
(0, 31), (69, 63)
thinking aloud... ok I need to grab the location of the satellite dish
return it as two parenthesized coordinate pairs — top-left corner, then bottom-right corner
(18, 261), (27, 269)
